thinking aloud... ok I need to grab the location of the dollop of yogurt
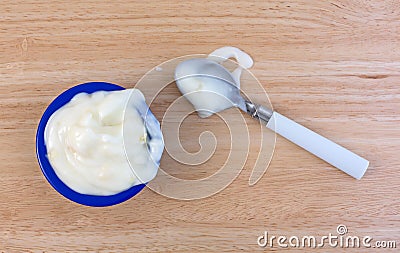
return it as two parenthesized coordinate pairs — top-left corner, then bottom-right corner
(175, 46), (253, 118)
(44, 89), (162, 196)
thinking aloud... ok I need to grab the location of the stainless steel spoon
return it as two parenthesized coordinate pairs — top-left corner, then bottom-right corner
(175, 58), (369, 179)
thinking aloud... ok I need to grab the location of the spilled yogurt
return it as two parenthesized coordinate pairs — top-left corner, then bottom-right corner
(44, 89), (162, 196)
(175, 46), (253, 118)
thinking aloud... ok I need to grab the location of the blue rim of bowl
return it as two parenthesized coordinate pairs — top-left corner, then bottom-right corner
(36, 82), (147, 207)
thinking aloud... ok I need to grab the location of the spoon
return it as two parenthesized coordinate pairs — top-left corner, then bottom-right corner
(175, 58), (369, 179)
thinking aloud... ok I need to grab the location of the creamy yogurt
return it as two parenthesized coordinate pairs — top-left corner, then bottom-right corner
(175, 46), (253, 118)
(44, 89), (161, 196)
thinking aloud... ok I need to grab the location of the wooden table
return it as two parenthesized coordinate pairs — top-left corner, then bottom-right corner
(1, 1), (399, 252)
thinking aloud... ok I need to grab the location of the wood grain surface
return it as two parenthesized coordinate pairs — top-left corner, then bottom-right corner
(1, 0), (399, 252)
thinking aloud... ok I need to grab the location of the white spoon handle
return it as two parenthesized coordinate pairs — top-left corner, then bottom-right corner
(266, 112), (369, 179)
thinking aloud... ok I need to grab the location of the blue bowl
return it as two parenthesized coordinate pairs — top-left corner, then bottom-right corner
(36, 82), (157, 207)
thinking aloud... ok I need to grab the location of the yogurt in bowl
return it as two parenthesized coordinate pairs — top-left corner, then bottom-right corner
(36, 82), (164, 206)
